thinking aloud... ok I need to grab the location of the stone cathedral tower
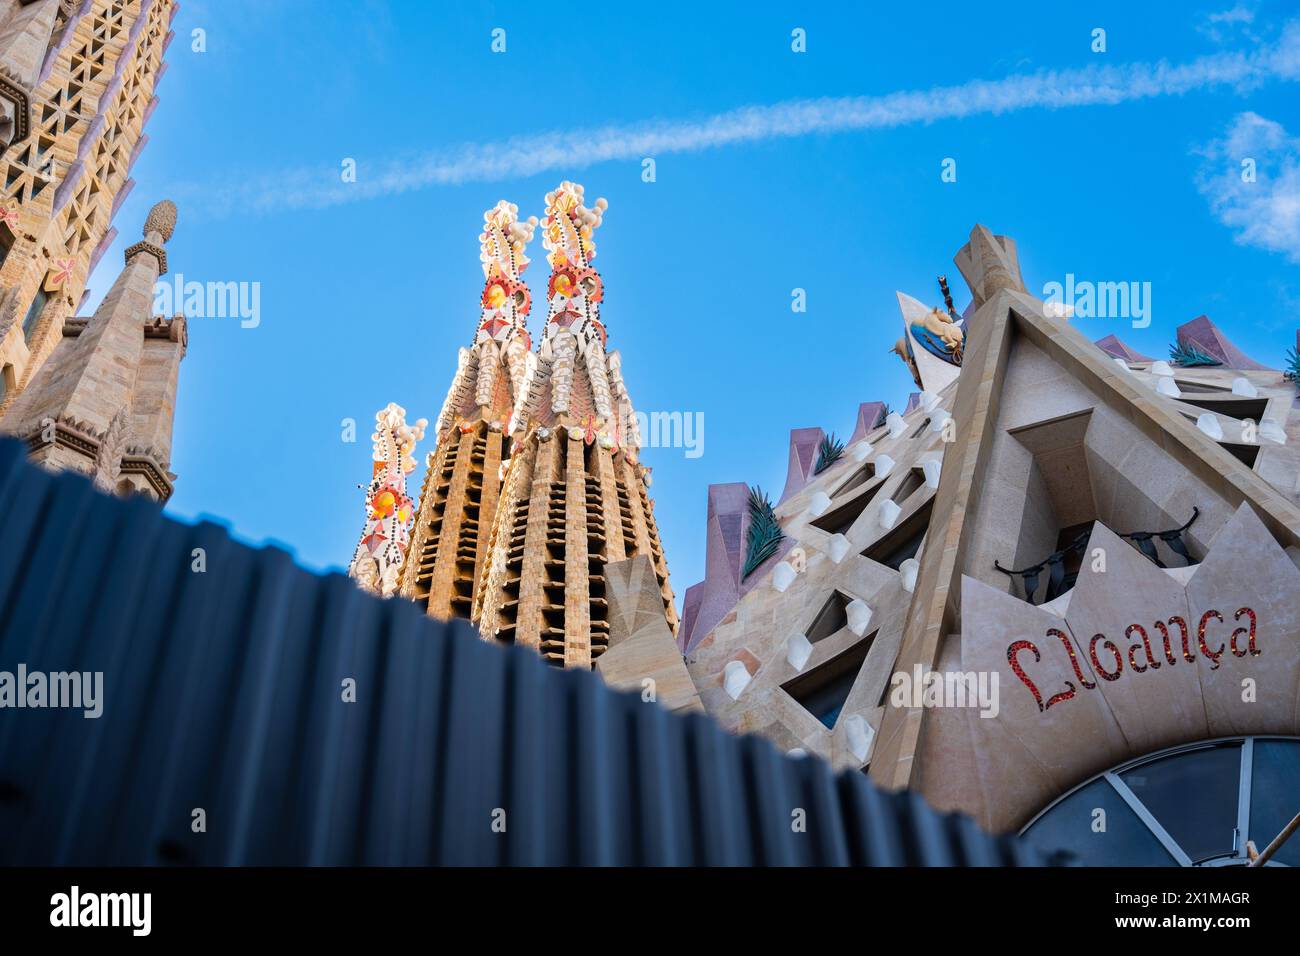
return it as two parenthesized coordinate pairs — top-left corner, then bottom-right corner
(399, 200), (539, 619)
(474, 182), (676, 667)
(0, 0), (184, 500)
(378, 184), (678, 670)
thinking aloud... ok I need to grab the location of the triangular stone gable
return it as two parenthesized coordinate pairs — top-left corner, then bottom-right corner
(959, 575), (1131, 821)
(606, 554), (677, 646)
(1183, 503), (1300, 737)
(872, 284), (1300, 822)
(1059, 521), (1210, 755)
(597, 555), (703, 715)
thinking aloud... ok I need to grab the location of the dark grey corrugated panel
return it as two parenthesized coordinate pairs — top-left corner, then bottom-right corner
(0, 438), (1050, 866)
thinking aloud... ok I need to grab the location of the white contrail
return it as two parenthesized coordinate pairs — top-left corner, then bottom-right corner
(207, 20), (1300, 215)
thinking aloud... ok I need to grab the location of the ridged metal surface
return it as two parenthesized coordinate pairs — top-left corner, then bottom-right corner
(0, 439), (1047, 865)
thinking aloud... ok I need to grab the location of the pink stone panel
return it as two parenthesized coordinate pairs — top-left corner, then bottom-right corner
(778, 427), (824, 504)
(1176, 315), (1269, 371)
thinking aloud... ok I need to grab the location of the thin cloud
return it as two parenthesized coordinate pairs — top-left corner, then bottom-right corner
(1195, 111), (1300, 263)
(1197, 3), (1260, 44)
(190, 19), (1300, 217)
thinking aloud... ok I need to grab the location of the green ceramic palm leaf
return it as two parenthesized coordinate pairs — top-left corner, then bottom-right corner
(742, 486), (784, 579)
(1168, 340), (1222, 367)
(813, 432), (845, 475)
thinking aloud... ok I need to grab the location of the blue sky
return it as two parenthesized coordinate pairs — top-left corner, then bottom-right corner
(86, 0), (1300, 603)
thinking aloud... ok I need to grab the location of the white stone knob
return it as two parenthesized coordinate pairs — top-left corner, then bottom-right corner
(786, 633), (813, 671)
(723, 661), (752, 700)
(1196, 413), (1224, 441)
(900, 557), (920, 592)
(845, 714), (876, 763)
(771, 561), (797, 592)
(1260, 418), (1286, 445)
(845, 598), (873, 636)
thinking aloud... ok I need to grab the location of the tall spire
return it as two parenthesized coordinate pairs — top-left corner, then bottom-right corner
(394, 184), (675, 664)
(401, 199), (537, 620)
(528, 180), (617, 426)
(348, 403), (427, 597)
(474, 182), (676, 669)
(431, 200), (537, 437)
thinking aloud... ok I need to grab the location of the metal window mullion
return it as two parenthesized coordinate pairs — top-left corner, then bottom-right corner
(1105, 771), (1195, 867)
(1236, 738), (1254, 860)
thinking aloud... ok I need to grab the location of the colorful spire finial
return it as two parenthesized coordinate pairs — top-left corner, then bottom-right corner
(476, 200), (537, 348)
(541, 181), (607, 270)
(539, 182), (608, 345)
(480, 199), (537, 280)
(533, 182), (621, 433)
(348, 403), (428, 597)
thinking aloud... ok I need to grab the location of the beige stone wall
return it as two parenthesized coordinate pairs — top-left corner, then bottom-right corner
(0, 0), (174, 414)
(686, 391), (954, 770)
(596, 555), (702, 715)
(128, 321), (185, 465)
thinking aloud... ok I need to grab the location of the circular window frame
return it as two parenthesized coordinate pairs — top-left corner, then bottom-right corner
(1020, 735), (1299, 867)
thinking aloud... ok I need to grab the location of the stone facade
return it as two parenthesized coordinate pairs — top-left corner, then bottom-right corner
(0, 0), (184, 501)
(674, 223), (1300, 846)
(0, 198), (185, 499)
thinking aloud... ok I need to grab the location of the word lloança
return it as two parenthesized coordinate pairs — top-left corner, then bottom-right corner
(1006, 608), (1258, 712)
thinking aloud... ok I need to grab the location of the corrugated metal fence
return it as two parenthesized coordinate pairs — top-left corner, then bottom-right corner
(0, 438), (1048, 865)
